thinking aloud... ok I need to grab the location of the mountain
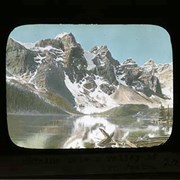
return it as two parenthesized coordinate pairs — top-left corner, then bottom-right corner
(89, 45), (119, 85)
(115, 59), (163, 97)
(6, 33), (173, 114)
(155, 62), (173, 98)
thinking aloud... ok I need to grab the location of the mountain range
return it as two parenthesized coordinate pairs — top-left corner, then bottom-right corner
(6, 32), (173, 115)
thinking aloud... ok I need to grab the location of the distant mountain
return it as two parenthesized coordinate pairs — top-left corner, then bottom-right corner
(6, 33), (173, 114)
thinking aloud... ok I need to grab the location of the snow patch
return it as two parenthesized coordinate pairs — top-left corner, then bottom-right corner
(116, 74), (126, 86)
(34, 54), (45, 64)
(84, 51), (96, 61)
(6, 76), (18, 83)
(33, 45), (63, 53)
(28, 70), (38, 83)
(21, 42), (36, 49)
(33, 46), (64, 63)
(55, 57), (64, 62)
(162, 87), (173, 99)
(55, 32), (69, 39)
(64, 73), (81, 98)
(64, 74), (119, 114)
(84, 51), (96, 70)
(36, 45), (55, 51)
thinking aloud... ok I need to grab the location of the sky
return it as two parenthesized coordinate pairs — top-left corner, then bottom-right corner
(9, 24), (173, 65)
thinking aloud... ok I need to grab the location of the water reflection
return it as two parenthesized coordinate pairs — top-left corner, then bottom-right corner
(7, 114), (74, 148)
(63, 116), (117, 148)
(63, 116), (172, 148)
(7, 114), (172, 149)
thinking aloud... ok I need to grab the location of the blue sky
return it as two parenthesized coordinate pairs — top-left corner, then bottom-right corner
(9, 24), (172, 65)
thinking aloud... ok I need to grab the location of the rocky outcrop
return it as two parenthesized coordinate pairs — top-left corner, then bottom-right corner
(91, 45), (119, 65)
(35, 38), (64, 50)
(156, 63), (173, 101)
(100, 84), (116, 95)
(138, 73), (162, 97)
(143, 59), (156, 73)
(58, 33), (88, 83)
(83, 77), (97, 91)
(64, 44), (87, 82)
(6, 38), (38, 75)
(90, 46), (119, 85)
(35, 33), (88, 83)
(115, 58), (164, 97)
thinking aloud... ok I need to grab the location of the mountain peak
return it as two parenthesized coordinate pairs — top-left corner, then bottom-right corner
(54, 32), (76, 41)
(54, 32), (70, 39)
(59, 32), (77, 48)
(122, 59), (137, 66)
(144, 59), (155, 66)
(143, 59), (157, 73)
(91, 45), (109, 54)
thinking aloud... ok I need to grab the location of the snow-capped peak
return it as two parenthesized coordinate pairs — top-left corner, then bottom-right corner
(55, 32), (69, 39)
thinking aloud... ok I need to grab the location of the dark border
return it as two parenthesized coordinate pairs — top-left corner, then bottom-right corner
(0, 0), (179, 178)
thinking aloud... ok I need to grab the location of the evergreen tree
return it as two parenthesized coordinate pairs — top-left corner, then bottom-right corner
(166, 105), (170, 120)
(159, 104), (166, 121)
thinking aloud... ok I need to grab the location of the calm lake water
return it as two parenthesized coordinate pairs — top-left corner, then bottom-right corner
(7, 114), (172, 149)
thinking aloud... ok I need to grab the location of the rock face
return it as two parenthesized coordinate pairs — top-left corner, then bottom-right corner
(83, 77), (97, 91)
(100, 84), (116, 95)
(35, 38), (64, 50)
(155, 63), (173, 104)
(6, 38), (38, 75)
(34, 33), (88, 83)
(115, 58), (163, 97)
(157, 63), (173, 90)
(59, 33), (87, 83)
(138, 73), (162, 97)
(90, 46), (119, 85)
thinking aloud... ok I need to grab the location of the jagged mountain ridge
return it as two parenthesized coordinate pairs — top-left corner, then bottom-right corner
(6, 32), (173, 114)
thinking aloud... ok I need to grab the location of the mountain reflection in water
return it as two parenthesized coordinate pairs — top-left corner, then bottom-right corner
(7, 114), (172, 149)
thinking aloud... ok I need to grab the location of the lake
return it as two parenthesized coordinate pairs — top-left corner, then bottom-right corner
(7, 114), (172, 149)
